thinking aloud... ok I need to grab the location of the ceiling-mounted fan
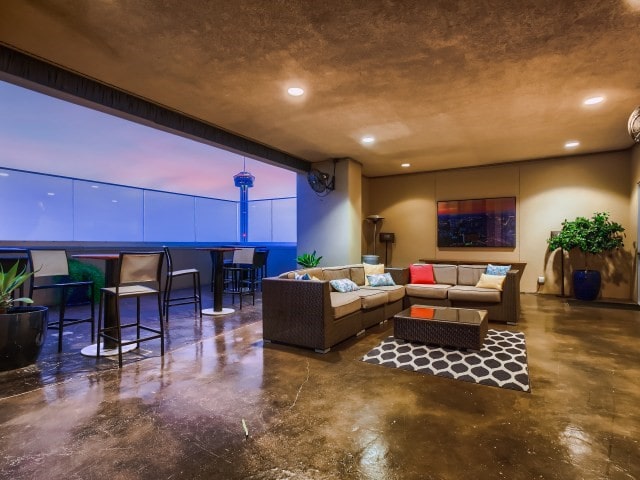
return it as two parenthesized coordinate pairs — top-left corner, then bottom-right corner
(629, 106), (640, 144)
(307, 160), (337, 196)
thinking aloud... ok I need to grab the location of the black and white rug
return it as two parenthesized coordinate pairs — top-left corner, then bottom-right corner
(361, 329), (530, 392)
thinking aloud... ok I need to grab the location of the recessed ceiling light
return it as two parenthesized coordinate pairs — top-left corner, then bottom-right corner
(401, 163), (411, 168)
(47, 192), (55, 196)
(583, 96), (605, 105)
(565, 140), (580, 149)
(91, 185), (99, 189)
(287, 87), (304, 97)
(361, 136), (375, 145)
(0, 172), (8, 177)
(112, 199), (118, 203)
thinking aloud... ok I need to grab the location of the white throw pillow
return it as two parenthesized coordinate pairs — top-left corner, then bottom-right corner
(363, 263), (384, 286)
(475, 273), (506, 291)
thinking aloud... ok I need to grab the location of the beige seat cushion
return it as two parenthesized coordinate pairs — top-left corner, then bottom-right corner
(350, 265), (366, 286)
(362, 284), (405, 303)
(457, 265), (488, 286)
(323, 267), (352, 281)
(405, 283), (451, 300)
(433, 264), (457, 285)
(329, 292), (362, 319)
(448, 285), (501, 303)
(354, 289), (388, 309)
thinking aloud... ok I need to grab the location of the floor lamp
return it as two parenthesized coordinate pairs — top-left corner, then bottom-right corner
(380, 232), (395, 266)
(365, 215), (384, 259)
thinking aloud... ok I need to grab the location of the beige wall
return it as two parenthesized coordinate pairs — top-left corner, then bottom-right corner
(367, 150), (634, 298)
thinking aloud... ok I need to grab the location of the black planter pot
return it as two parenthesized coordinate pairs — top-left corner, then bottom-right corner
(0, 306), (48, 372)
(572, 269), (601, 301)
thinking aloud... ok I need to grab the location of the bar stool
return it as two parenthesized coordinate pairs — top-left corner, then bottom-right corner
(253, 249), (269, 290)
(222, 247), (257, 309)
(162, 246), (202, 321)
(97, 251), (164, 368)
(28, 249), (95, 353)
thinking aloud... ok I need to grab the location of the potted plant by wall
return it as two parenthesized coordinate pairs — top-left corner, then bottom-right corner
(548, 212), (625, 301)
(296, 250), (322, 268)
(67, 258), (104, 305)
(0, 261), (48, 371)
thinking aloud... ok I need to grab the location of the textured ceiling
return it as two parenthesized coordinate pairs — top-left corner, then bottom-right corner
(1, 0), (640, 177)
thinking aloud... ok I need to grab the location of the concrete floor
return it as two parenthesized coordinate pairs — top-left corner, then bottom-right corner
(0, 292), (639, 479)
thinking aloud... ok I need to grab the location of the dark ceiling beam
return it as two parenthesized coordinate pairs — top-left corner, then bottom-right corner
(0, 44), (311, 173)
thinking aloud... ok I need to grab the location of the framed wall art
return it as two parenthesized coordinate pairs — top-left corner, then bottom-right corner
(437, 197), (516, 248)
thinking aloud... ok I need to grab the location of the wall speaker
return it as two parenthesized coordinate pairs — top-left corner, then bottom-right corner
(379, 232), (395, 243)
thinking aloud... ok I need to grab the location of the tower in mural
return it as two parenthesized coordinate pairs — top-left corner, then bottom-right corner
(233, 158), (254, 243)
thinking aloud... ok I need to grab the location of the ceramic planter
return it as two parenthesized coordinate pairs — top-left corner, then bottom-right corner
(572, 269), (601, 301)
(0, 306), (48, 371)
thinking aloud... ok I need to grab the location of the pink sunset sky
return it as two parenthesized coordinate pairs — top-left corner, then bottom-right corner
(0, 80), (296, 201)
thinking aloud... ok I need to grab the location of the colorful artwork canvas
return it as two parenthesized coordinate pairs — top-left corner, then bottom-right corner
(437, 197), (516, 247)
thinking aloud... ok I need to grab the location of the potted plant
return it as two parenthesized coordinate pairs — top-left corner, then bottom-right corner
(0, 260), (48, 371)
(296, 250), (322, 268)
(548, 212), (625, 300)
(67, 258), (104, 305)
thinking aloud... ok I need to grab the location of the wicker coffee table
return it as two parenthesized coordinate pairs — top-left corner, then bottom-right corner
(394, 305), (488, 350)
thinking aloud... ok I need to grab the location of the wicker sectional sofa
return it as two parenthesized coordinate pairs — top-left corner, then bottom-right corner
(262, 264), (406, 353)
(262, 262), (520, 353)
(400, 264), (520, 325)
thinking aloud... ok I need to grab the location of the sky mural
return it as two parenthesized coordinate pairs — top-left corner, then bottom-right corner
(0, 80), (296, 201)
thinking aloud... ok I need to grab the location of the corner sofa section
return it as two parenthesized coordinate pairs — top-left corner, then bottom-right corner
(402, 264), (520, 325)
(262, 265), (405, 353)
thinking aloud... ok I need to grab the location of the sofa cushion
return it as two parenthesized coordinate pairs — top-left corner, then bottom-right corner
(457, 265), (487, 286)
(405, 283), (451, 300)
(363, 263), (384, 285)
(433, 264), (457, 285)
(410, 263), (435, 284)
(475, 273), (505, 291)
(323, 267), (352, 281)
(362, 284), (405, 303)
(486, 264), (511, 276)
(329, 292), (362, 319)
(354, 289), (388, 309)
(350, 266), (366, 286)
(367, 272), (396, 287)
(329, 278), (360, 293)
(283, 267), (324, 279)
(448, 285), (501, 303)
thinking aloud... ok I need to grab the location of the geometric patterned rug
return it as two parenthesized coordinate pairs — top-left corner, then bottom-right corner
(361, 329), (530, 392)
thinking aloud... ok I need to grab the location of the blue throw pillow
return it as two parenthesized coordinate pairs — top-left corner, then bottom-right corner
(486, 264), (511, 276)
(294, 273), (311, 280)
(329, 278), (360, 292)
(367, 273), (396, 287)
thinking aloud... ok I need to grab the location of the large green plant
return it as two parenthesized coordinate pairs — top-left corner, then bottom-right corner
(296, 250), (322, 268)
(548, 212), (625, 268)
(67, 259), (105, 304)
(0, 261), (34, 313)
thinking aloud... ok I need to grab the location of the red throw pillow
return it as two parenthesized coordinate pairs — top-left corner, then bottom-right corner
(410, 264), (435, 284)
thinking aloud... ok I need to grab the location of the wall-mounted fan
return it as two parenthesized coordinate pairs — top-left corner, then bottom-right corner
(629, 106), (640, 144)
(307, 160), (337, 196)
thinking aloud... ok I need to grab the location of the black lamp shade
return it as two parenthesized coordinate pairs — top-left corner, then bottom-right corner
(379, 232), (395, 243)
